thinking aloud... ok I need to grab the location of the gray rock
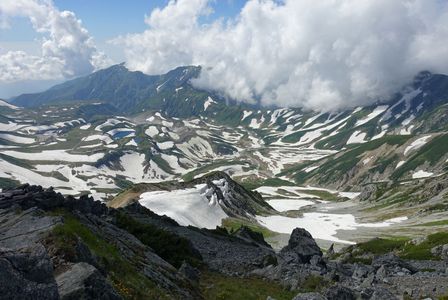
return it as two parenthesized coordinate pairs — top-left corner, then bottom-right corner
(0, 207), (61, 250)
(352, 263), (371, 281)
(234, 226), (271, 248)
(360, 287), (397, 300)
(178, 261), (200, 284)
(326, 244), (335, 257)
(325, 284), (356, 300)
(292, 292), (326, 300)
(431, 244), (448, 260)
(56, 262), (122, 300)
(310, 255), (327, 269)
(0, 244), (59, 299)
(360, 273), (375, 288)
(372, 253), (417, 274)
(375, 265), (387, 281)
(280, 228), (323, 263)
(370, 287), (398, 300)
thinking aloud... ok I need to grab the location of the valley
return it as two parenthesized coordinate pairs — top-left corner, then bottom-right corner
(1, 66), (447, 251)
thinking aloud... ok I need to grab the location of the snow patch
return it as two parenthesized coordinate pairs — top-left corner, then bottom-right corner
(355, 106), (388, 127)
(347, 131), (367, 144)
(404, 135), (431, 155)
(412, 170), (434, 179)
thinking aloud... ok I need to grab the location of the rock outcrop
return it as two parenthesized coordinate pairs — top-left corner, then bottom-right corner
(280, 228), (323, 264)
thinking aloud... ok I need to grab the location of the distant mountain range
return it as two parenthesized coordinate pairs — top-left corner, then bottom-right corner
(11, 64), (228, 117)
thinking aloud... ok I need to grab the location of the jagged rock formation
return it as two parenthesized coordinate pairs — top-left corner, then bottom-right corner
(280, 228), (323, 264)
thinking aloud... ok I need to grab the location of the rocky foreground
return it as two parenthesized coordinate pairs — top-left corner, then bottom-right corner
(0, 185), (447, 299)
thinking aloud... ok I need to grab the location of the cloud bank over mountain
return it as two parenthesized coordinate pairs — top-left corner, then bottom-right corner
(0, 0), (110, 83)
(117, 0), (448, 111)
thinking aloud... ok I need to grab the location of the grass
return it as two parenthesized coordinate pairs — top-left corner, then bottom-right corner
(298, 189), (342, 201)
(417, 219), (448, 227)
(400, 232), (448, 260)
(299, 275), (330, 293)
(221, 217), (277, 239)
(0, 153), (34, 169)
(199, 271), (296, 300)
(356, 238), (408, 255)
(49, 212), (168, 299)
(0, 177), (20, 189)
(182, 160), (248, 182)
(150, 154), (174, 174)
(239, 177), (296, 191)
(344, 232), (448, 262)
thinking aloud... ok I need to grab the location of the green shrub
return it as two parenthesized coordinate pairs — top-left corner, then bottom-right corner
(199, 271), (296, 300)
(114, 212), (202, 268)
(357, 238), (407, 255)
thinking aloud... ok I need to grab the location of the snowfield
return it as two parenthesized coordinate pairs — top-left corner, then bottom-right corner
(0, 149), (104, 162)
(257, 213), (407, 244)
(347, 131), (367, 144)
(0, 133), (35, 144)
(266, 199), (314, 212)
(139, 184), (227, 229)
(412, 170), (434, 179)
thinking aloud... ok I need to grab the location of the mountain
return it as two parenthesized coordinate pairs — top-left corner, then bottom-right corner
(1, 67), (448, 249)
(11, 64), (221, 116)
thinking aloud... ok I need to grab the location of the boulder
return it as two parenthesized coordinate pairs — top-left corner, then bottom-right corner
(325, 284), (356, 300)
(431, 244), (448, 260)
(326, 244), (335, 257)
(372, 253), (417, 274)
(280, 228), (322, 263)
(233, 226), (271, 248)
(370, 288), (398, 300)
(292, 292), (326, 300)
(56, 262), (122, 300)
(352, 263), (373, 281)
(360, 287), (397, 300)
(375, 265), (387, 281)
(0, 244), (59, 299)
(310, 255), (327, 269)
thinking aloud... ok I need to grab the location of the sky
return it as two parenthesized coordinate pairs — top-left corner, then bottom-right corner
(1, 0), (448, 111)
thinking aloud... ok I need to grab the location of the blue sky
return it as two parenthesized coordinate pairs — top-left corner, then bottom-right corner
(2, 0), (247, 42)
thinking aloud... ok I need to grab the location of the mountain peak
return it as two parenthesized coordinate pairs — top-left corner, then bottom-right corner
(10, 64), (209, 115)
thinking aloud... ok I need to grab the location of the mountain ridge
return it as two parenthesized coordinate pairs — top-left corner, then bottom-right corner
(11, 64), (209, 114)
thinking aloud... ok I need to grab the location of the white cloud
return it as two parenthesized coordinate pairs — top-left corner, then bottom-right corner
(116, 0), (448, 111)
(0, 0), (111, 83)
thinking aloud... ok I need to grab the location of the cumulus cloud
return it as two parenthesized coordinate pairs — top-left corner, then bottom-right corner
(0, 0), (111, 83)
(116, 0), (448, 111)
